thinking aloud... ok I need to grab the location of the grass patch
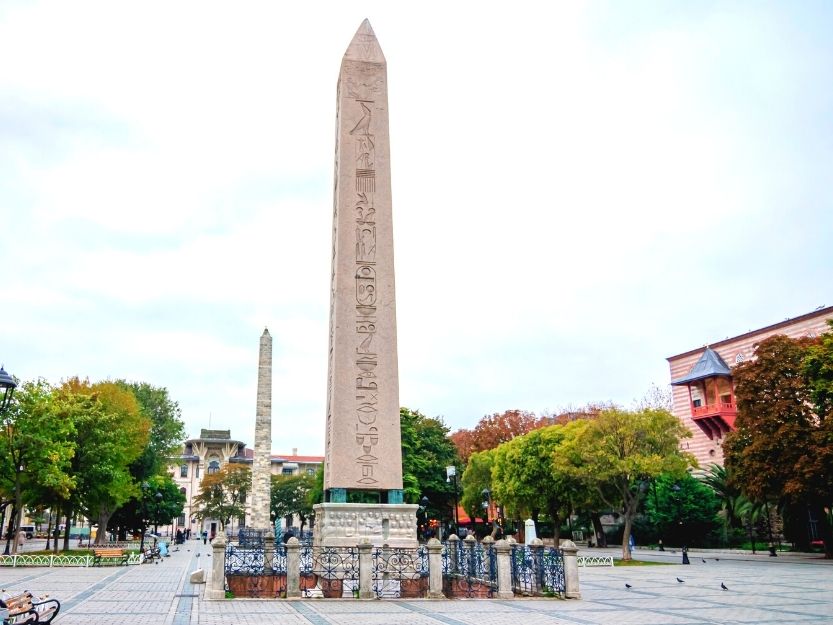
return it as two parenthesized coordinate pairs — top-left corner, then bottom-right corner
(614, 559), (674, 566)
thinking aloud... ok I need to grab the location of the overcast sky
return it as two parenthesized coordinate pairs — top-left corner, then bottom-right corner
(2, 1), (831, 456)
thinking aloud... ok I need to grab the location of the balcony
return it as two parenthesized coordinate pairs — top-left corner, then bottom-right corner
(690, 401), (736, 439)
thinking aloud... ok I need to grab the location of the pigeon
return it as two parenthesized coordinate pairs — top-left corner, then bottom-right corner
(625, 583), (632, 589)
(721, 582), (728, 591)
(701, 559), (707, 563)
(676, 577), (684, 583)
(715, 558), (720, 561)
(207, 555), (211, 558)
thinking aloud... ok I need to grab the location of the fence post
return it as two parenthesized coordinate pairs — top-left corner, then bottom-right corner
(427, 537), (444, 598)
(560, 539), (581, 599)
(205, 532), (227, 600)
(264, 531), (275, 575)
(463, 534), (477, 576)
(285, 537), (301, 598)
(530, 538), (543, 594)
(358, 539), (374, 599)
(447, 534), (459, 573)
(494, 539), (513, 599)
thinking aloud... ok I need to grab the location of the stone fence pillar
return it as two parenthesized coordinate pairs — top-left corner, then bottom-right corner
(205, 532), (227, 600)
(463, 534), (477, 575)
(427, 537), (444, 598)
(447, 534), (459, 574)
(358, 540), (374, 599)
(286, 537), (301, 598)
(494, 538), (513, 599)
(561, 539), (581, 599)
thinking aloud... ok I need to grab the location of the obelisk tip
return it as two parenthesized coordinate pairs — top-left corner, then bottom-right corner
(262, 327), (270, 337)
(343, 18), (385, 63)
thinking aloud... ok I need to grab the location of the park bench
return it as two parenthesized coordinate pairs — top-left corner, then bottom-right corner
(92, 548), (129, 566)
(0, 591), (60, 624)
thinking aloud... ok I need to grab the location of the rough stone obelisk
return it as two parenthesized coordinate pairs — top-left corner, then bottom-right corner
(314, 19), (417, 548)
(250, 328), (272, 531)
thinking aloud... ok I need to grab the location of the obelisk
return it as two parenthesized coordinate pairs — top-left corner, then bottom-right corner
(314, 19), (417, 548)
(250, 328), (272, 531)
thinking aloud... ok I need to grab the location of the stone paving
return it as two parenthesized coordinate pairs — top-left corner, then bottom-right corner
(1, 541), (831, 624)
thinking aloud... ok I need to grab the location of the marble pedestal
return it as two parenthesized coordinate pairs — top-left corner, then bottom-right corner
(313, 503), (419, 548)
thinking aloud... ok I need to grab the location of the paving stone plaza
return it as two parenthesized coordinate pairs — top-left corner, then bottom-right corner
(2, 543), (831, 624)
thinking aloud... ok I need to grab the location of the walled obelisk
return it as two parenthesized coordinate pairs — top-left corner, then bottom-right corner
(314, 19), (417, 548)
(250, 328), (272, 531)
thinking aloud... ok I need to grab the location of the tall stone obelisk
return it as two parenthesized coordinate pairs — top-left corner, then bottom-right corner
(314, 19), (417, 548)
(250, 328), (272, 531)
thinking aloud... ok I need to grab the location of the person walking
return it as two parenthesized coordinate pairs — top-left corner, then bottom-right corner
(201, 529), (208, 545)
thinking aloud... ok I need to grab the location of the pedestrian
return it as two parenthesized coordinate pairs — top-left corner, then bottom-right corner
(202, 529), (208, 545)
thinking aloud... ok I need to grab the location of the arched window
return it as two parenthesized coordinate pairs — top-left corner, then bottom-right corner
(180, 464), (188, 478)
(207, 460), (220, 475)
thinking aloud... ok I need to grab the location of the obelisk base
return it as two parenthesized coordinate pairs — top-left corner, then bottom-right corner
(313, 503), (419, 548)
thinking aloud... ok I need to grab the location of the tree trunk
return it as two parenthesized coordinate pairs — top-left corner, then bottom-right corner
(591, 513), (607, 547)
(548, 502), (561, 546)
(812, 503), (833, 559)
(95, 511), (111, 545)
(12, 471), (23, 555)
(621, 513), (633, 560)
(62, 507), (72, 552)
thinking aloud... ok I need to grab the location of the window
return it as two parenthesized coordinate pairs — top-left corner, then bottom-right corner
(307, 468), (315, 476)
(282, 467), (294, 475)
(180, 464), (188, 478)
(178, 514), (186, 525)
(196, 464), (200, 478)
(693, 399), (702, 408)
(207, 460), (220, 475)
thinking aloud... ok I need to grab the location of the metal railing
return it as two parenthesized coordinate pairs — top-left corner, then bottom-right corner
(510, 544), (565, 597)
(371, 546), (428, 598)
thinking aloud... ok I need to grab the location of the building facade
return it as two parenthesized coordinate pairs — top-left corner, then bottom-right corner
(667, 306), (833, 469)
(170, 429), (323, 538)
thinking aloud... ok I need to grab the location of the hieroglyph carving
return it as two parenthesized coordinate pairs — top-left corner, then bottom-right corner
(350, 97), (380, 486)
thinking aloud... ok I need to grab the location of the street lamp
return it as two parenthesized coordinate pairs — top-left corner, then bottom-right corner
(154, 491), (163, 534)
(481, 488), (495, 535)
(671, 483), (689, 565)
(446, 466), (459, 532)
(0, 366), (16, 414)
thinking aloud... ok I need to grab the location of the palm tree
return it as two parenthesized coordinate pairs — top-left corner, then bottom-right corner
(701, 464), (745, 546)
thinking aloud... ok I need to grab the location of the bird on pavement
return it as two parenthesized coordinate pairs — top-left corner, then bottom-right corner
(676, 577), (684, 583)
(715, 558), (720, 561)
(701, 559), (707, 563)
(721, 582), (728, 591)
(625, 583), (632, 589)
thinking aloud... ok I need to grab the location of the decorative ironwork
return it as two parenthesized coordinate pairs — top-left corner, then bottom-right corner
(577, 555), (614, 567)
(442, 540), (496, 598)
(224, 543), (287, 598)
(371, 546), (428, 598)
(300, 546), (359, 598)
(510, 545), (565, 597)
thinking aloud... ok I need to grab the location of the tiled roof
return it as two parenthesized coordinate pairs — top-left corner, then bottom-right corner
(671, 347), (732, 385)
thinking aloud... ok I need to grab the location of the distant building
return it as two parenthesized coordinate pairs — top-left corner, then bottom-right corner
(667, 306), (833, 469)
(170, 429), (323, 538)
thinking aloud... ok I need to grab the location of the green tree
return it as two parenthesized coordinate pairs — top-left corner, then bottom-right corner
(556, 407), (693, 560)
(725, 333), (833, 556)
(400, 408), (459, 523)
(271, 473), (316, 535)
(642, 474), (721, 547)
(0, 380), (75, 553)
(193, 464), (250, 529)
(460, 449), (494, 525)
(492, 423), (580, 542)
(107, 382), (185, 542)
(56, 379), (149, 550)
(701, 464), (748, 546)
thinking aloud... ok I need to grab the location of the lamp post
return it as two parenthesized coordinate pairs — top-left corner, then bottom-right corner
(154, 491), (163, 534)
(671, 483), (689, 564)
(446, 465), (459, 532)
(481, 488), (495, 535)
(418, 496), (430, 541)
(1, 367), (18, 556)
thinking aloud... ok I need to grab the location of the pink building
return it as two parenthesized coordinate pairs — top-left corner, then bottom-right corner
(667, 305), (833, 469)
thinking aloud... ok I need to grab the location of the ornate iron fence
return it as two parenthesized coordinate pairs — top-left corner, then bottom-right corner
(300, 545), (359, 598)
(371, 546), (428, 598)
(510, 545), (564, 597)
(224, 543), (287, 598)
(442, 540), (496, 598)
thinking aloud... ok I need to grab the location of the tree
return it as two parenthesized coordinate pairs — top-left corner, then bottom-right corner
(642, 473), (721, 547)
(701, 464), (748, 546)
(400, 408), (459, 523)
(0, 380), (74, 553)
(556, 407), (694, 560)
(107, 382), (185, 542)
(193, 464), (250, 529)
(491, 423), (581, 542)
(725, 333), (833, 556)
(56, 379), (149, 550)
(451, 410), (539, 463)
(460, 449), (494, 524)
(271, 473), (315, 535)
